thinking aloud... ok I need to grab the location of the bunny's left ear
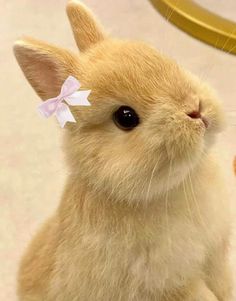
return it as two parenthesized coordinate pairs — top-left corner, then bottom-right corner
(14, 37), (81, 100)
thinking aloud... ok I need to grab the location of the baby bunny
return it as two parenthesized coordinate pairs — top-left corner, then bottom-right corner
(14, 1), (233, 300)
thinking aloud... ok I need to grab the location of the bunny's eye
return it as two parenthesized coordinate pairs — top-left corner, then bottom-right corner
(113, 106), (140, 131)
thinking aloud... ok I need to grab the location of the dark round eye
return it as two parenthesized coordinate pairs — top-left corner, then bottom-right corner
(113, 106), (140, 131)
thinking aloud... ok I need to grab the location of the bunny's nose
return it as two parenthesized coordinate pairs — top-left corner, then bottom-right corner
(186, 109), (209, 128)
(187, 110), (201, 119)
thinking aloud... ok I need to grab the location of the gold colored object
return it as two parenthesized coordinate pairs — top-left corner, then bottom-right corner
(149, 0), (236, 55)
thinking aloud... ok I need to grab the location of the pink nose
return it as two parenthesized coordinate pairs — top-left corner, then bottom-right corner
(187, 110), (209, 128)
(187, 110), (201, 119)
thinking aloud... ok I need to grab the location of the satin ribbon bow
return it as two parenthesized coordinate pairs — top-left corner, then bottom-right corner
(38, 76), (91, 128)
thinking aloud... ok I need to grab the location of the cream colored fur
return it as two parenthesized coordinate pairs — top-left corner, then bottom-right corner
(13, 1), (233, 300)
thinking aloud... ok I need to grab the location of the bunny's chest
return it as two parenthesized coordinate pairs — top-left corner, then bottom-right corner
(50, 215), (208, 301)
(119, 217), (206, 292)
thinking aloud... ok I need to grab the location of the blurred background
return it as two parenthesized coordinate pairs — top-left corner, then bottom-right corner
(0, 0), (236, 300)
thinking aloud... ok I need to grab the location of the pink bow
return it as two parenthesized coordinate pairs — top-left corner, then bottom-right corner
(38, 76), (91, 128)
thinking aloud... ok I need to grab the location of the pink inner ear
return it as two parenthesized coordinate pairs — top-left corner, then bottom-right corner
(27, 53), (62, 100)
(14, 41), (70, 101)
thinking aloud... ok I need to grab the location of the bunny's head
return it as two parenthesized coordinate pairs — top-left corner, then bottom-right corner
(14, 1), (224, 205)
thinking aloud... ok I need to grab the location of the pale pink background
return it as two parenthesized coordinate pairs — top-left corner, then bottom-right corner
(0, 0), (236, 300)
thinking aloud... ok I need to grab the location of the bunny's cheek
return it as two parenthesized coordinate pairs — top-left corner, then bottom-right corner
(152, 123), (205, 165)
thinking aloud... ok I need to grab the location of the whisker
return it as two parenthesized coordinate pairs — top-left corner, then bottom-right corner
(182, 178), (194, 224)
(186, 152), (211, 240)
(163, 0), (180, 57)
(165, 154), (174, 264)
(227, 44), (236, 55)
(220, 28), (236, 53)
(145, 157), (161, 204)
(166, 0), (178, 23)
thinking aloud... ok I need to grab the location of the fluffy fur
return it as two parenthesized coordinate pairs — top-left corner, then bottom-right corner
(14, 1), (233, 300)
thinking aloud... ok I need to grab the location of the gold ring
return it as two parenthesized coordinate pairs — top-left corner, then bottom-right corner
(149, 0), (236, 55)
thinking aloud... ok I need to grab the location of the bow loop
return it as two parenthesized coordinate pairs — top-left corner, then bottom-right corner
(38, 97), (59, 118)
(59, 76), (81, 98)
(37, 76), (91, 128)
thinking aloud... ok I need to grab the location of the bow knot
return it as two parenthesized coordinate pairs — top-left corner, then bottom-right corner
(38, 76), (91, 128)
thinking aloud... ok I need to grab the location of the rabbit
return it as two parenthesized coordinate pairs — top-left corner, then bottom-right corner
(13, 1), (233, 300)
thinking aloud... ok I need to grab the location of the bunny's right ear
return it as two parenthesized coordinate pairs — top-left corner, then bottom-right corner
(66, 0), (106, 52)
(14, 37), (80, 100)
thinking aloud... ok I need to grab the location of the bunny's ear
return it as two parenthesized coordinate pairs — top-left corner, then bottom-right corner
(66, 0), (106, 52)
(13, 37), (80, 100)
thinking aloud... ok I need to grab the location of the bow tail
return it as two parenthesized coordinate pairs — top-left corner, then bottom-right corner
(55, 103), (76, 128)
